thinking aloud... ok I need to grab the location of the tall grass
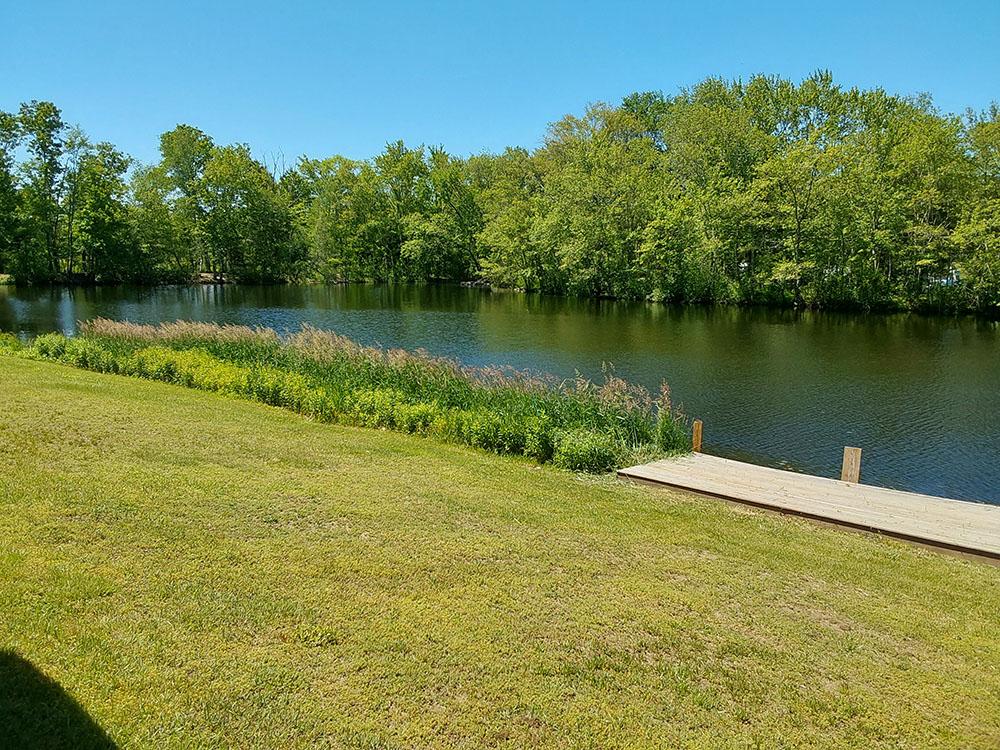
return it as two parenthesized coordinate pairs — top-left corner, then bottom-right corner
(11, 319), (689, 471)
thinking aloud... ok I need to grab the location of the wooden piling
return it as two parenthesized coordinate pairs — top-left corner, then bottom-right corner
(841, 446), (862, 483)
(692, 419), (703, 453)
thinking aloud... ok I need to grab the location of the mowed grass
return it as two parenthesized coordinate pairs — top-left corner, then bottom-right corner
(1, 357), (998, 749)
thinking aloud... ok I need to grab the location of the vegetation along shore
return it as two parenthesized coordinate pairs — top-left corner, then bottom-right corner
(0, 319), (689, 472)
(2, 73), (999, 313)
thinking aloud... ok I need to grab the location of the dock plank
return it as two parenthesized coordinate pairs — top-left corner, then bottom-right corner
(618, 453), (1000, 558)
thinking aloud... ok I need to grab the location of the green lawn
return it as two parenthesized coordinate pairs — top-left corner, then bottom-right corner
(1, 357), (998, 749)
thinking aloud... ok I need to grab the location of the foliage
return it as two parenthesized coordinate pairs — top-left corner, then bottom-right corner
(0, 331), (22, 352)
(1, 74), (998, 312)
(552, 429), (619, 472)
(19, 319), (690, 471)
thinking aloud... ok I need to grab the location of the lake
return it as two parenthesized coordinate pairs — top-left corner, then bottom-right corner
(3, 282), (998, 504)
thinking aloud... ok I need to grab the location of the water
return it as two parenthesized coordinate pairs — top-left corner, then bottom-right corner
(3, 283), (998, 504)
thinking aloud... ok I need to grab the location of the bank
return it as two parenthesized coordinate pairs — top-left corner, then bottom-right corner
(1, 357), (998, 747)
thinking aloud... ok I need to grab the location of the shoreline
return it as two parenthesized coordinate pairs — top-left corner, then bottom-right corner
(2, 278), (997, 320)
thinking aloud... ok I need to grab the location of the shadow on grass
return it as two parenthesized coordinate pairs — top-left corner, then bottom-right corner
(0, 650), (117, 749)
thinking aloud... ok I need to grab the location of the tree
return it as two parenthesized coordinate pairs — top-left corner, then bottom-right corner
(130, 164), (188, 280)
(953, 106), (1000, 309)
(373, 141), (431, 280)
(158, 124), (214, 273)
(0, 110), (20, 275)
(476, 147), (549, 290)
(402, 148), (481, 280)
(200, 144), (305, 281)
(75, 143), (135, 281)
(17, 101), (65, 280)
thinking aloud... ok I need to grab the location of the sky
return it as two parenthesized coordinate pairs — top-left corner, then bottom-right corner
(3, 0), (999, 167)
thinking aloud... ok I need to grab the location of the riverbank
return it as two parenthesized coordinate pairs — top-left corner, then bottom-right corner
(2, 357), (999, 747)
(3, 283), (999, 503)
(2, 276), (997, 317)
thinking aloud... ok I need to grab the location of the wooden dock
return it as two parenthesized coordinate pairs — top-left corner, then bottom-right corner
(619, 453), (1000, 559)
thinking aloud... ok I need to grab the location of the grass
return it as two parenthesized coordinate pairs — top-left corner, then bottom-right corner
(6, 320), (689, 472)
(1, 356), (999, 748)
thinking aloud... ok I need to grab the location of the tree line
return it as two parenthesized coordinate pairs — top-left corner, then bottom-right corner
(1, 72), (998, 312)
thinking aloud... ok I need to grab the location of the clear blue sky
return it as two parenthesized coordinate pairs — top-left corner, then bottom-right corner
(3, 0), (998, 167)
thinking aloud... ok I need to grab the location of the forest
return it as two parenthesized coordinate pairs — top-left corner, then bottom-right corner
(1, 72), (998, 312)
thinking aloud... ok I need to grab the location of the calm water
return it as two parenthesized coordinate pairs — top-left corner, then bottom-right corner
(3, 283), (999, 504)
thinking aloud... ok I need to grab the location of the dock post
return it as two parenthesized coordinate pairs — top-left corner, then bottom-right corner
(841, 446), (862, 483)
(692, 419), (703, 452)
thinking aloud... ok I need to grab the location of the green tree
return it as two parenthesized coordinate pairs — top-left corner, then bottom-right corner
(401, 148), (481, 280)
(17, 101), (65, 280)
(373, 141), (431, 280)
(953, 106), (1000, 309)
(158, 124), (214, 273)
(130, 164), (189, 280)
(75, 143), (135, 281)
(476, 147), (549, 290)
(200, 144), (305, 281)
(0, 110), (20, 275)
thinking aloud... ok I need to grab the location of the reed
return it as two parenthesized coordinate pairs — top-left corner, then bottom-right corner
(25, 319), (690, 471)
